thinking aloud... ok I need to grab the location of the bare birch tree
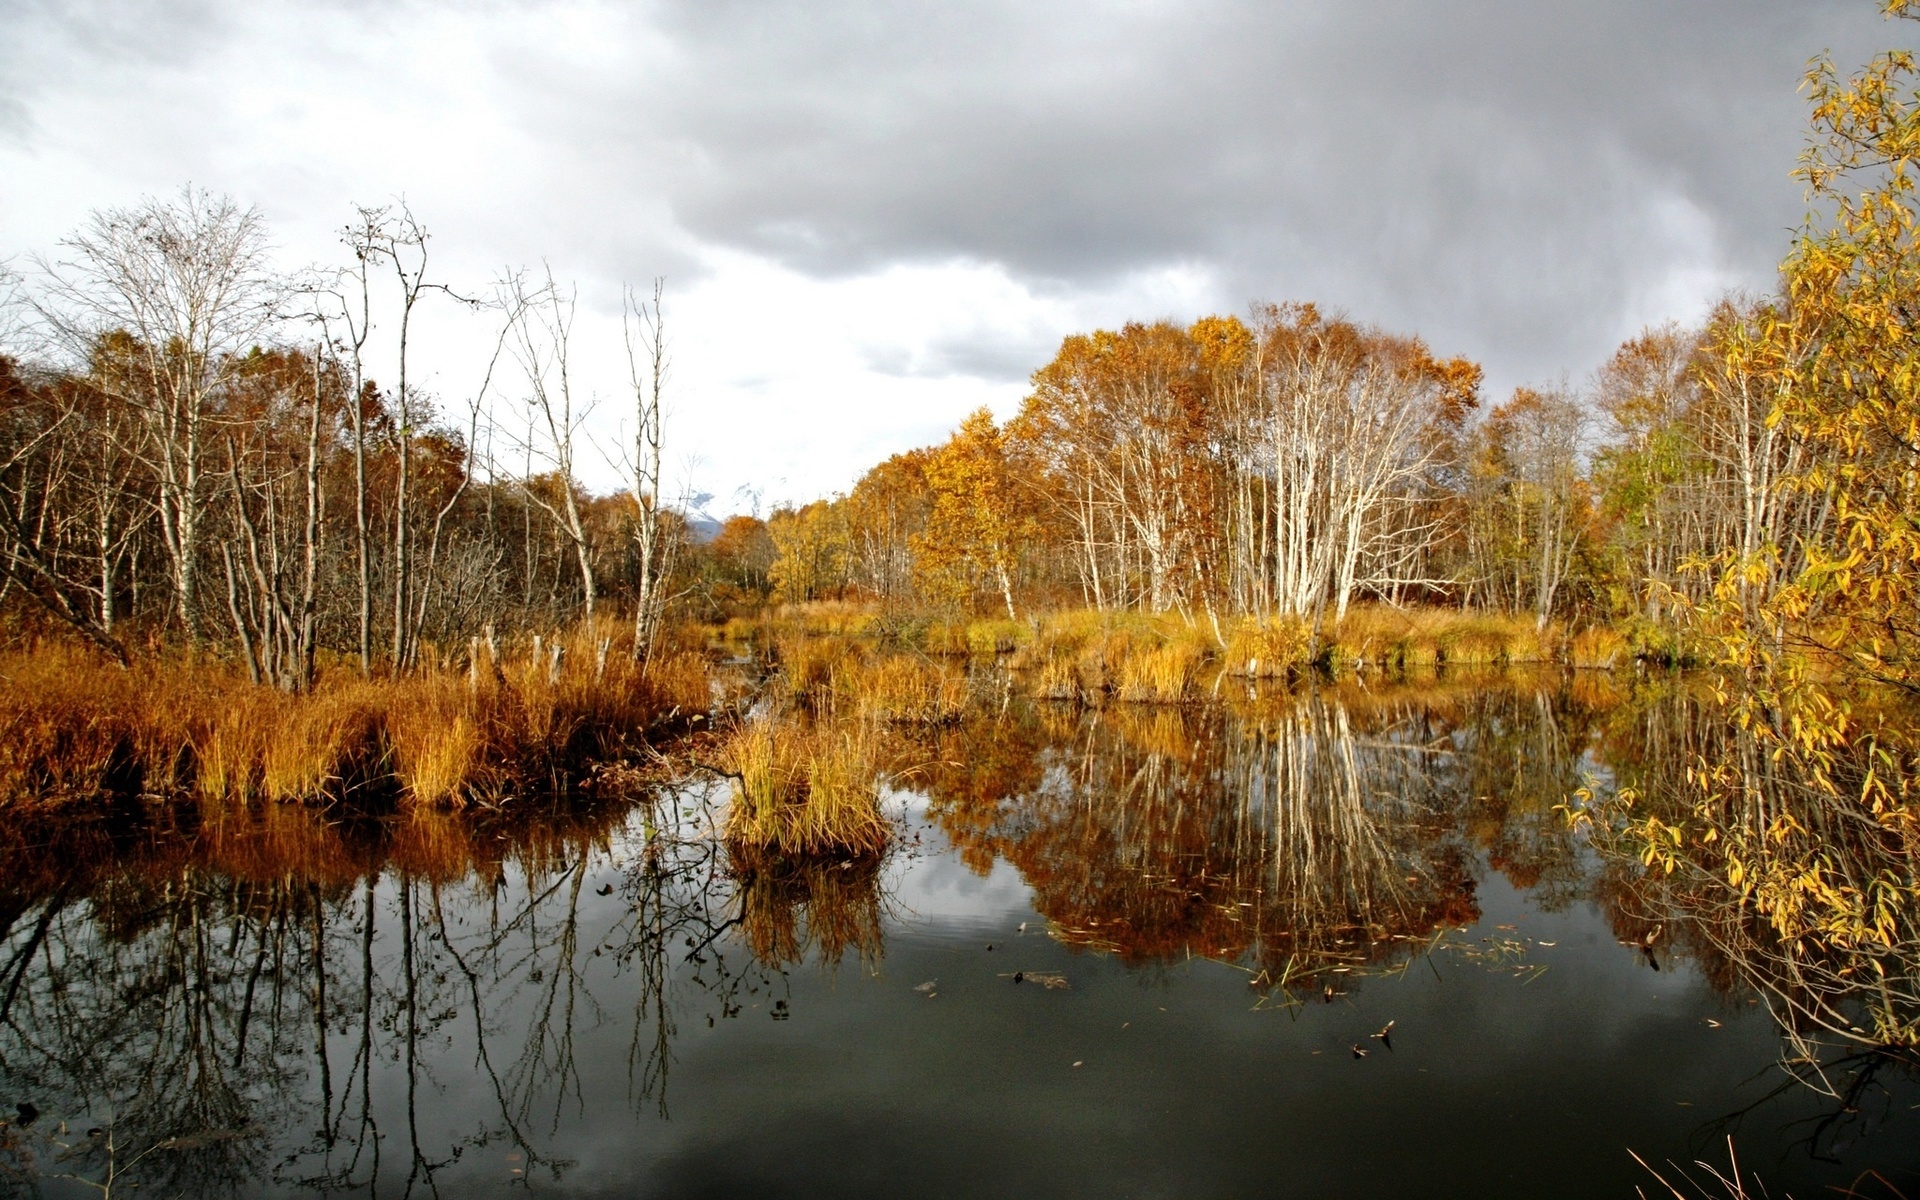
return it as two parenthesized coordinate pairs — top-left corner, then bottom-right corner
(508, 270), (598, 623)
(34, 187), (281, 644)
(625, 279), (677, 662)
(310, 214), (384, 673)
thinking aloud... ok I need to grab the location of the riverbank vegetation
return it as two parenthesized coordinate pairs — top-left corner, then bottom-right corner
(0, 197), (700, 809)
(0, 628), (710, 807)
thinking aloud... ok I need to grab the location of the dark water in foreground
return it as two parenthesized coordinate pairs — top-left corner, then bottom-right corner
(1, 674), (1915, 1198)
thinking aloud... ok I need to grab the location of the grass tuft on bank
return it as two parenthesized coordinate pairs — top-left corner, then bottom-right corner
(718, 719), (892, 860)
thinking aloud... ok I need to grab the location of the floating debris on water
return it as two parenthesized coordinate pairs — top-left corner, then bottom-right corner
(1001, 971), (1068, 989)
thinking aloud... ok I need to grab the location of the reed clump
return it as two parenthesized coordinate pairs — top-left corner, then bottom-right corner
(772, 632), (970, 724)
(0, 628), (711, 809)
(719, 720), (891, 858)
(749, 601), (1042, 659)
(963, 617), (1027, 655)
(1569, 625), (1628, 669)
(772, 629), (863, 703)
(0, 644), (215, 801)
(1009, 610), (1217, 703)
(763, 600), (885, 641)
(1034, 654), (1083, 701)
(1325, 606), (1562, 671)
(844, 654), (970, 725)
(256, 685), (386, 802)
(1222, 615), (1311, 678)
(1115, 639), (1207, 703)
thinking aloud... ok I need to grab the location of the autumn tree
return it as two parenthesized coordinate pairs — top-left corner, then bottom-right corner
(844, 449), (933, 605)
(915, 408), (1032, 619)
(1758, 0), (1920, 685)
(1589, 324), (1703, 621)
(1016, 322), (1220, 613)
(1235, 305), (1476, 627)
(1595, 0), (1920, 1062)
(768, 500), (849, 604)
(707, 514), (776, 601)
(1472, 386), (1589, 629)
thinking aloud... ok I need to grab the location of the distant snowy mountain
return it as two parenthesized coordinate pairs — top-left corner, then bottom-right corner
(678, 493), (725, 543)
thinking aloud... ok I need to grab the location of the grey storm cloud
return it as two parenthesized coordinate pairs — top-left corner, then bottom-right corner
(2, 0), (1909, 396)
(583, 0), (1897, 383)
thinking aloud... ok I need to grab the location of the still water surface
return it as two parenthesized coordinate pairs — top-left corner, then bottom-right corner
(1, 673), (1915, 1197)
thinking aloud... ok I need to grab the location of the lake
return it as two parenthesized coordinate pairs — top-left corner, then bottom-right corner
(1, 670), (1914, 1197)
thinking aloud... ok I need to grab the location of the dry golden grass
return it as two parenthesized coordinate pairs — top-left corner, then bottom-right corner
(1320, 606), (1558, 670)
(1570, 625), (1628, 669)
(1009, 609), (1208, 702)
(260, 686), (385, 801)
(846, 654), (970, 725)
(964, 618), (1026, 655)
(1034, 654), (1082, 701)
(719, 719), (892, 858)
(386, 676), (482, 805)
(0, 644), (207, 800)
(752, 601), (1651, 683)
(1223, 615), (1310, 677)
(750, 601), (1039, 659)
(0, 626), (712, 810)
(766, 600), (885, 640)
(921, 619), (971, 655)
(774, 630), (862, 703)
(1115, 639), (1207, 703)
(195, 684), (284, 803)
(1006, 605), (1605, 696)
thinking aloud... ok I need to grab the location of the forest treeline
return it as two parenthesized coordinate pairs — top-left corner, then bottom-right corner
(0, 193), (1810, 679)
(0, 198), (679, 687)
(730, 300), (1794, 646)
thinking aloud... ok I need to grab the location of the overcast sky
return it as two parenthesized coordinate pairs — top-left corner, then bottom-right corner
(0, 0), (1905, 511)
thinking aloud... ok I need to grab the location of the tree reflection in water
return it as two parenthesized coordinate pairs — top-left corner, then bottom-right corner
(1583, 676), (1920, 1107)
(912, 673), (1609, 992)
(0, 668), (1911, 1194)
(0, 784), (784, 1195)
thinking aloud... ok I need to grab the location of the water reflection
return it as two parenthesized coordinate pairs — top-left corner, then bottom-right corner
(0, 670), (1911, 1196)
(1583, 675), (1920, 1091)
(734, 855), (887, 969)
(0, 790), (773, 1195)
(912, 675), (1610, 989)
